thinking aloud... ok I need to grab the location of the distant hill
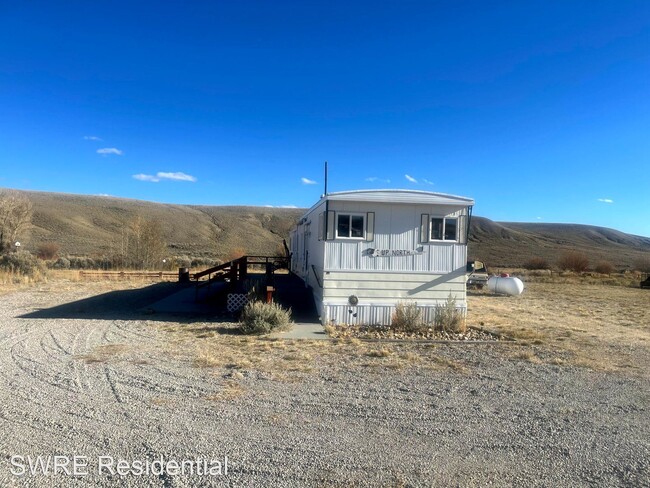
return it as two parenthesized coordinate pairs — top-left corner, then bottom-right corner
(7, 189), (650, 269)
(21, 190), (303, 260)
(468, 217), (650, 269)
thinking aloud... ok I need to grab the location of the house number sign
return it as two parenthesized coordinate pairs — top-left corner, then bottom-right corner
(369, 248), (423, 257)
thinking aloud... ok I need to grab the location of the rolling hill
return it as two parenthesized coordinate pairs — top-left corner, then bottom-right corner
(7, 189), (650, 269)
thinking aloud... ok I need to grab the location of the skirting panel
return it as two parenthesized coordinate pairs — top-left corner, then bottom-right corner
(323, 303), (467, 326)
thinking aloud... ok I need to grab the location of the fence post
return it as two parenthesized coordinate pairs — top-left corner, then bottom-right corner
(240, 256), (248, 281)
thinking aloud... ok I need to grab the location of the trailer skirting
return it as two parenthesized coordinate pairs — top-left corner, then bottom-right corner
(323, 303), (467, 326)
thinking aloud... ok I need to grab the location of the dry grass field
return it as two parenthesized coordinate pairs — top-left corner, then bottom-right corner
(149, 276), (650, 379)
(468, 282), (650, 373)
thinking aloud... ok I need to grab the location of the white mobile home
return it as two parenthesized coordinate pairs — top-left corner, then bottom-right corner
(289, 189), (474, 325)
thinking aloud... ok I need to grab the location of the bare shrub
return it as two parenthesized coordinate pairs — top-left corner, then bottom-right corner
(433, 295), (466, 333)
(227, 247), (247, 262)
(240, 301), (292, 335)
(36, 242), (60, 260)
(557, 251), (590, 273)
(112, 216), (167, 269)
(634, 255), (650, 273)
(0, 250), (45, 277)
(0, 190), (32, 253)
(391, 302), (423, 333)
(524, 257), (549, 270)
(595, 261), (614, 275)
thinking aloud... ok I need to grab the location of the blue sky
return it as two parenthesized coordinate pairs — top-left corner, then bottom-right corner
(1, 1), (648, 236)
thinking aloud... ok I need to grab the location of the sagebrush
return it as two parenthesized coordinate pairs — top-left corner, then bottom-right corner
(391, 301), (423, 333)
(0, 251), (46, 277)
(239, 300), (292, 335)
(434, 295), (466, 333)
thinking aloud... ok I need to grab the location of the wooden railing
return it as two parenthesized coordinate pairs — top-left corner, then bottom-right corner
(193, 255), (289, 302)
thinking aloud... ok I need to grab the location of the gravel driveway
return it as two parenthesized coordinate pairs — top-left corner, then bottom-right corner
(0, 282), (648, 487)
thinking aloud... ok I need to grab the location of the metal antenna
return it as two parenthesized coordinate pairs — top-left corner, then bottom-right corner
(324, 161), (328, 195)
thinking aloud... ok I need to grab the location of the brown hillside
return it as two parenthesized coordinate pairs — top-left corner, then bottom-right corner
(6, 189), (650, 269)
(21, 190), (302, 260)
(468, 217), (650, 269)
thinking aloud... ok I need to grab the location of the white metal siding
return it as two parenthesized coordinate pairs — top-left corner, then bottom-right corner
(325, 202), (467, 273)
(289, 191), (473, 325)
(322, 270), (467, 302)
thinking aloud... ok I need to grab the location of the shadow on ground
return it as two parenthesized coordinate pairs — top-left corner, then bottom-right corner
(19, 282), (232, 324)
(20, 273), (320, 327)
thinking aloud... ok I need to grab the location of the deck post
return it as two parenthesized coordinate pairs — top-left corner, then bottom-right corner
(239, 256), (248, 281)
(229, 260), (238, 290)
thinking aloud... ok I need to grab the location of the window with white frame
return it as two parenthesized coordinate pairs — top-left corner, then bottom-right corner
(336, 213), (365, 239)
(431, 217), (458, 241)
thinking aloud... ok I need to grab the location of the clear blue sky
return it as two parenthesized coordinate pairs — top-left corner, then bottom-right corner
(1, 1), (648, 236)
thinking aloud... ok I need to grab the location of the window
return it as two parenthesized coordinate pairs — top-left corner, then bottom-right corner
(336, 213), (365, 239)
(431, 217), (458, 241)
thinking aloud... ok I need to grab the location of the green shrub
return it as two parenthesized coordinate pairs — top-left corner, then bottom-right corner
(391, 301), (423, 333)
(433, 295), (466, 333)
(174, 255), (192, 268)
(191, 257), (220, 268)
(239, 300), (292, 335)
(50, 257), (71, 269)
(0, 251), (46, 277)
(68, 256), (96, 269)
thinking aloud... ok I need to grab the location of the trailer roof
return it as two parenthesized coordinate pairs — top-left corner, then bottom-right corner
(325, 189), (474, 205)
(299, 189), (474, 218)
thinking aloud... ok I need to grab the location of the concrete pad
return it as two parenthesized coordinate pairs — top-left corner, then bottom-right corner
(145, 283), (226, 315)
(270, 321), (330, 340)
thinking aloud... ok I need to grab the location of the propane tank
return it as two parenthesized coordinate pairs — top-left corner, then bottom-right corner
(487, 275), (524, 296)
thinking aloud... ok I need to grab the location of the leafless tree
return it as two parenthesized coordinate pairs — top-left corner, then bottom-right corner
(0, 191), (33, 254)
(112, 215), (166, 269)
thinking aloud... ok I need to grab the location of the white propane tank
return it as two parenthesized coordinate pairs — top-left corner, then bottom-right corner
(487, 275), (524, 296)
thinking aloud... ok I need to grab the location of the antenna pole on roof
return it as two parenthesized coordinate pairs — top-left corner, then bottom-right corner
(324, 161), (328, 195)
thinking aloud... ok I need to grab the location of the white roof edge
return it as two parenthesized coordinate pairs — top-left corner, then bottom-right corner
(326, 189), (474, 203)
(298, 189), (474, 220)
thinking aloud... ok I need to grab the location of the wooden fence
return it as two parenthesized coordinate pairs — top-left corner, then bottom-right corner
(78, 270), (183, 280)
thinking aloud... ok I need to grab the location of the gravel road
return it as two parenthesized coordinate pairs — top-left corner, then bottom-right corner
(0, 283), (648, 487)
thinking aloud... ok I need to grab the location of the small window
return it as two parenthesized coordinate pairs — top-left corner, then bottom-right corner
(431, 218), (444, 240)
(445, 218), (457, 240)
(431, 217), (458, 241)
(336, 213), (365, 239)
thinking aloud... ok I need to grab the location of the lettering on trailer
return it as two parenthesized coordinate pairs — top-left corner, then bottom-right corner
(368, 248), (424, 257)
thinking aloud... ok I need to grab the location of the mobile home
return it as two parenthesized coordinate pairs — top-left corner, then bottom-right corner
(289, 189), (474, 325)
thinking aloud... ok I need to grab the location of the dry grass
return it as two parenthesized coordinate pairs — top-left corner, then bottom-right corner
(159, 319), (470, 380)
(75, 344), (129, 364)
(206, 381), (247, 402)
(366, 347), (393, 358)
(12, 272), (648, 382)
(0, 268), (48, 294)
(469, 281), (650, 372)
